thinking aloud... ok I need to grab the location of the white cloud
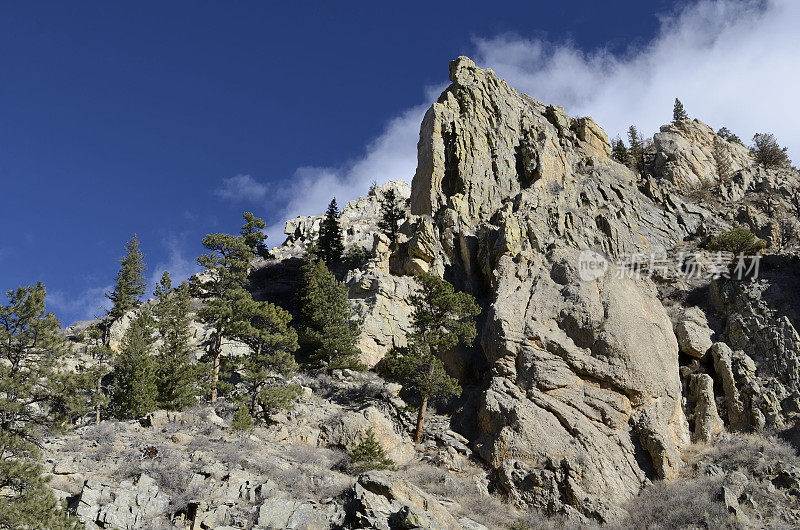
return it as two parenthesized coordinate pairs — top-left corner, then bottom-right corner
(47, 284), (112, 324)
(220, 1), (798, 248)
(148, 234), (202, 293)
(215, 174), (269, 201)
(472, 0), (800, 161)
(262, 103), (430, 244)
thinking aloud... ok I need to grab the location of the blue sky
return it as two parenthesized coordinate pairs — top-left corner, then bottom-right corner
(1, 1), (797, 324)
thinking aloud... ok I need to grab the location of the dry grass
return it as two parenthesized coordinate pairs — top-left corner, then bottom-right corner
(618, 433), (800, 529)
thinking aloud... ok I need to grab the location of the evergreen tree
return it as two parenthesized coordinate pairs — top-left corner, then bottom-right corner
(229, 297), (300, 418)
(82, 325), (113, 425)
(409, 274), (481, 357)
(194, 213), (266, 402)
(627, 125), (645, 175)
(348, 427), (396, 472)
(317, 198), (344, 267)
(153, 272), (204, 411)
(378, 188), (405, 247)
(672, 98), (688, 123)
(240, 212), (270, 259)
(0, 284), (85, 528)
(110, 310), (158, 419)
(298, 258), (364, 371)
(380, 274), (479, 443)
(712, 136), (732, 182)
(231, 404), (254, 431)
(751, 133), (791, 170)
(610, 136), (630, 165)
(717, 127), (742, 144)
(107, 235), (147, 320)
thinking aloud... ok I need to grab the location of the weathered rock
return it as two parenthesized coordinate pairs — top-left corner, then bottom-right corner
(675, 308), (715, 358)
(686, 373), (724, 442)
(710, 265), (800, 429)
(475, 248), (689, 520)
(710, 342), (784, 431)
(256, 498), (336, 529)
(321, 405), (414, 465)
(652, 118), (752, 188)
(349, 471), (461, 530)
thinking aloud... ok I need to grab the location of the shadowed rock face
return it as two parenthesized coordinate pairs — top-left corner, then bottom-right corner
(410, 57), (691, 521)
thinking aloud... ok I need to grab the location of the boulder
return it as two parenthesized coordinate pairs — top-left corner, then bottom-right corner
(321, 405), (414, 465)
(675, 309), (714, 358)
(686, 373), (724, 442)
(256, 498), (335, 529)
(349, 471), (460, 530)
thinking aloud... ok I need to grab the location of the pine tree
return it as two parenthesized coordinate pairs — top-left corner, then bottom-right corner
(240, 211), (270, 259)
(317, 198), (344, 267)
(610, 137), (630, 165)
(409, 274), (481, 357)
(153, 272), (204, 411)
(382, 345), (461, 445)
(231, 404), (254, 431)
(717, 127), (742, 144)
(0, 284), (85, 528)
(110, 310), (158, 419)
(229, 296), (300, 418)
(378, 188), (405, 247)
(348, 427), (396, 472)
(627, 125), (645, 175)
(107, 235), (147, 320)
(751, 133), (791, 170)
(380, 274), (479, 443)
(712, 136), (732, 182)
(194, 212), (266, 402)
(298, 258), (364, 371)
(672, 98), (688, 123)
(82, 324), (113, 425)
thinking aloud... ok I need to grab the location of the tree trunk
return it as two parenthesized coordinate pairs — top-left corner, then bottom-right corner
(210, 333), (222, 403)
(249, 382), (261, 416)
(95, 377), (102, 425)
(415, 396), (428, 444)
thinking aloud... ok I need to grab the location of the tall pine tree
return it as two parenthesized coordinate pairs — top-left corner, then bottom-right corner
(0, 284), (85, 528)
(317, 198), (344, 267)
(107, 235), (147, 320)
(298, 258), (364, 371)
(610, 137), (630, 165)
(110, 309), (158, 419)
(380, 274), (479, 443)
(378, 188), (405, 247)
(627, 125), (645, 175)
(229, 297), (300, 418)
(672, 98), (688, 123)
(194, 212), (266, 402)
(153, 272), (204, 411)
(82, 324), (113, 425)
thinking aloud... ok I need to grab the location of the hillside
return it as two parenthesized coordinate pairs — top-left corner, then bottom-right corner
(7, 56), (800, 529)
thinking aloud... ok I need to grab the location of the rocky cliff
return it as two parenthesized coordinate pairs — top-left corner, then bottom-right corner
(51, 57), (800, 528)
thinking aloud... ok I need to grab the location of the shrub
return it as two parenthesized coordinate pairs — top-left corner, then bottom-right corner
(231, 404), (253, 431)
(620, 476), (730, 529)
(347, 428), (396, 472)
(707, 227), (766, 255)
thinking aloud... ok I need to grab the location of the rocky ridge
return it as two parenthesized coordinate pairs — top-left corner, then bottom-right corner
(51, 56), (800, 528)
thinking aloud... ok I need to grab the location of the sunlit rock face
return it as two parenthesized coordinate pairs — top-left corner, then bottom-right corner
(407, 57), (691, 521)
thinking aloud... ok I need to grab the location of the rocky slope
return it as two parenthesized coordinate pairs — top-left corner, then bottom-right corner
(49, 56), (800, 528)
